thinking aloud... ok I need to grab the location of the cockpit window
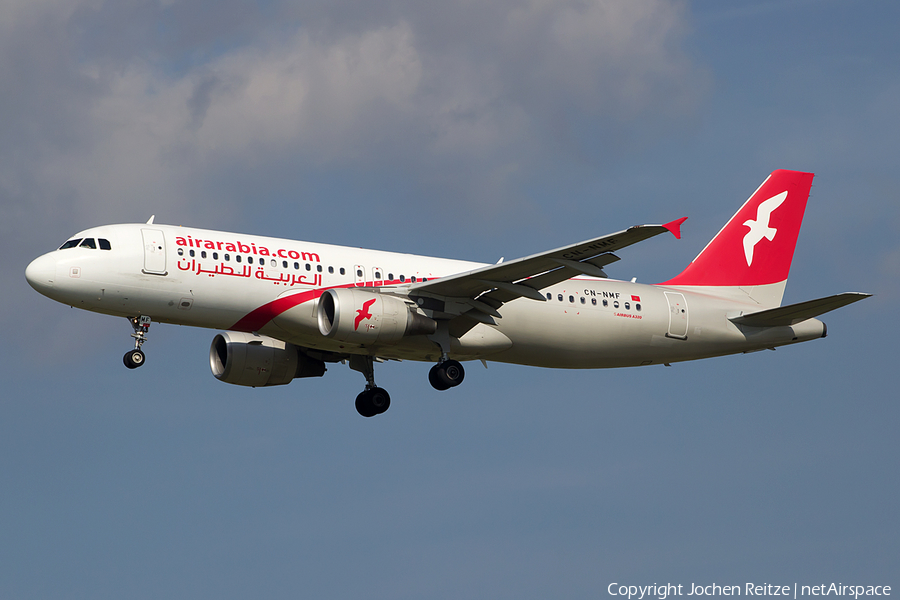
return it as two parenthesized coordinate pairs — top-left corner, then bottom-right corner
(59, 239), (82, 250)
(58, 237), (111, 250)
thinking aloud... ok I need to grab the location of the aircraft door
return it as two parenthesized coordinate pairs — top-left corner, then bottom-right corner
(664, 291), (688, 339)
(141, 229), (168, 275)
(354, 265), (366, 287)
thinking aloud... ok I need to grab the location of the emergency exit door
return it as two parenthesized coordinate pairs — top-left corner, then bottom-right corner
(664, 291), (688, 339)
(141, 229), (167, 275)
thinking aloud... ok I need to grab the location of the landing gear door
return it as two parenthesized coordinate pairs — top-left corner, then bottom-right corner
(141, 229), (167, 275)
(664, 291), (688, 339)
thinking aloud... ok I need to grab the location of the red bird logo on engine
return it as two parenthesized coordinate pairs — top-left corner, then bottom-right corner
(354, 298), (377, 330)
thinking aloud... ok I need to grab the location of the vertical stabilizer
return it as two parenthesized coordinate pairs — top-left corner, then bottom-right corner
(662, 170), (814, 308)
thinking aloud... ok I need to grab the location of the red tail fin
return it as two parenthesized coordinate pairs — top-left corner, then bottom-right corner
(663, 170), (813, 288)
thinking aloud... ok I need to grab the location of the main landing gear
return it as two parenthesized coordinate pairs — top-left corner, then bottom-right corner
(348, 352), (465, 417)
(123, 315), (151, 369)
(426, 322), (465, 392)
(349, 355), (391, 418)
(428, 359), (465, 391)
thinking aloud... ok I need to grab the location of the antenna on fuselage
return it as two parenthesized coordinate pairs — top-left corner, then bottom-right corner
(146, 215), (155, 224)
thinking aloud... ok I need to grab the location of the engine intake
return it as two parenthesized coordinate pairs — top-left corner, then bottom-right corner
(210, 331), (326, 387)
(317, 288), (437, 345)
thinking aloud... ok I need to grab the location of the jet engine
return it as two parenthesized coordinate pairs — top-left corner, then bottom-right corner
(210, 331), (326, 387)
(317, 288), (437, 345)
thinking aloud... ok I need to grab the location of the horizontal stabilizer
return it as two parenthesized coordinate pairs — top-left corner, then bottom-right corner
(730, 292), (871, 327)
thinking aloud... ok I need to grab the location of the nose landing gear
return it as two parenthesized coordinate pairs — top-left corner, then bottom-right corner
(123, 316), (151, 369)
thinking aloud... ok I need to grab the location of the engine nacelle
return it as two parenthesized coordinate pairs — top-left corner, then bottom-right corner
(209, 331), (326, 387)
(317, 288), (437, 345)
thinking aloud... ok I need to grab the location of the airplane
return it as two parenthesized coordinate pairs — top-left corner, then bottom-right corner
(25, 169), (870, 417)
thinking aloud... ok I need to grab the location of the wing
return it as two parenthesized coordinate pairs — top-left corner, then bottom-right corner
(406, 218), (687, 320)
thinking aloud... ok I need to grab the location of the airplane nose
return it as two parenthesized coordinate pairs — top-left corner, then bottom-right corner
(25, 253), (56, 295)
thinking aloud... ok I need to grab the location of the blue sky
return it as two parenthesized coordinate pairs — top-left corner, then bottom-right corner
(1, 1), (897, 598)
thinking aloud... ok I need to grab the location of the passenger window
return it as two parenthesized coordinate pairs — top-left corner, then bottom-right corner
(270, 259), (277, 267)
(546, 293), (552, 300)
(411, 276), (417, 283)
(247, 256), (253, 264)
(613, 301), (619, 308)
(317, 265), (323, 272)
(624, 302), (630, 310)
(59, 239), (82, 250)
(305, 263), (310, 271)
(388, 273), (394, 281)
(592, 298), (597, 306)
(603, 299), (608, 307)
(189, 249), (195, 257)
(201, 251), (207, 259)
(99, 238), (111, 250)
(636, 303), (641, 312)
(235, 255), (241, 263)
(400, 275), (406, 282)
(340, 267), (346, 275)
(568, 295), (574, 303)
(177, 248), (184, 256)
(328, 266), (334, 274)
(558, 294), (563, 302)
(213, 252), (219, 260)
(580, 297), (586, 304)
(224, 254), (230, 261)
(357, 269), (363, 277)
(283, 260), (288, 269)
(79, 238), (96, 249)
(375, 271), (382, 279)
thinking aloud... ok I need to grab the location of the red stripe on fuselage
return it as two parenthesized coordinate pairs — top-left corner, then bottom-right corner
(229, 276), (440, 332)
(229, 288), (326, 332)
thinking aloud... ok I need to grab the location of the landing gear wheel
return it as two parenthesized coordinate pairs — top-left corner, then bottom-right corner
(441, 360), (465, 387)
(429, 364), (451, 391)
(125, 316), (151, 370)
(123, 349), (145, 369)
(429, 359), (465, 391)
(355, 387), (391, 417)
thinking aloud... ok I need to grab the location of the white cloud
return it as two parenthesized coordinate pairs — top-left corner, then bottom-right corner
(0, 0), (710, 253)
(195, 23), (424, 160)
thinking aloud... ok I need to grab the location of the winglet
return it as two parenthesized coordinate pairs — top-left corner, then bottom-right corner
(663, 217), (687, 240)
(146, 215), (156, 225)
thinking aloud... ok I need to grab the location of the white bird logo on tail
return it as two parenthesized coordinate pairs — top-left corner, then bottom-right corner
(742, 191), (787, 266)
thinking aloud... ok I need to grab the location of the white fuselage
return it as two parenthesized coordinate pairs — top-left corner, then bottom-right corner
(25, 223), (825, 369)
